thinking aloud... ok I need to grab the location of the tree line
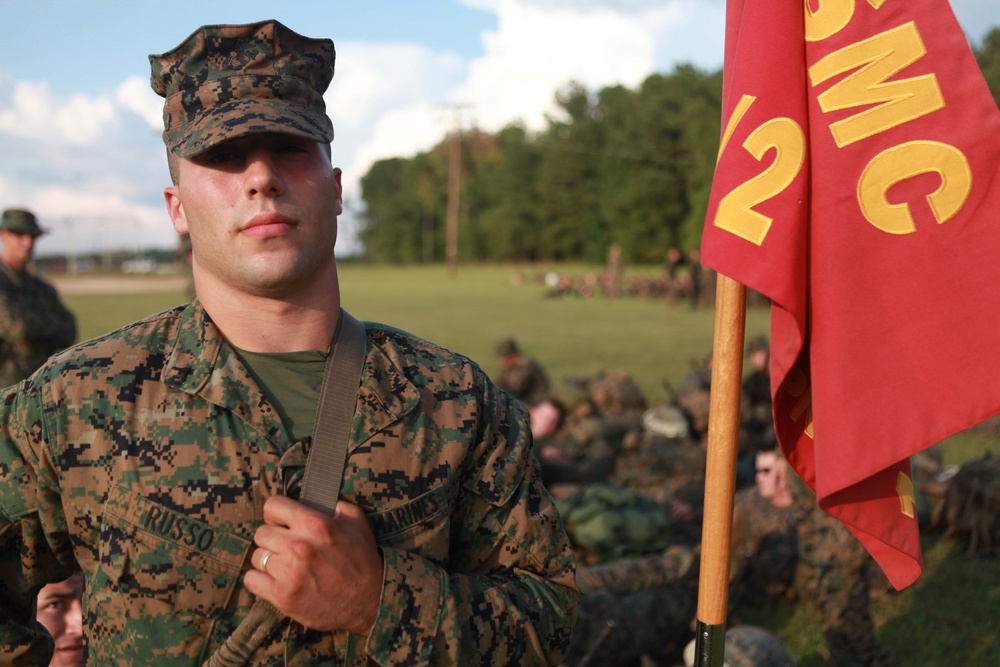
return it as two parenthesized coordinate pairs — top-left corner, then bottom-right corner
(357, 29), (1000, 265)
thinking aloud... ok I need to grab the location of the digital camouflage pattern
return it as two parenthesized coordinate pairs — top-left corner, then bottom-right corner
(537, 412), (618, 488)
(537, 370), (646, 492)
(149, 20), (335, 158)
(0, 300), (579, 665)
(789, 474), (891, 667)
(729, 486), (798, 608)
(673, 360), (713, 444)
(563, 546), (699, 666)
(612, 428), (706, 513)
(0, 263), (77, 388)
(564, 585), (697, 667)
(494, 355), (550, 405)
(938, 453), (1000, 555)
(574, 544), (695, 596)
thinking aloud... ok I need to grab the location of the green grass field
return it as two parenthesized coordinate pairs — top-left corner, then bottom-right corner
(63, 264), (773, 402)
(58, 264), (1000, 666)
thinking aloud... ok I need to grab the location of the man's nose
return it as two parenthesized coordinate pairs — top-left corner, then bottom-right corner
(245, 152), (285, 197)
(65, 601), (83, 637)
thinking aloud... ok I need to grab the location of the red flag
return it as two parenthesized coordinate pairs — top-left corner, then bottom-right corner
(701, 0), (1000, 589)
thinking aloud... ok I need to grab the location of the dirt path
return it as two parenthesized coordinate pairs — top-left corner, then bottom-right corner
(48, 273), (190, 295)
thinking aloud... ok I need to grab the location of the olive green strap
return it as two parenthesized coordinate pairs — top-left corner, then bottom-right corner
(202, 309), (366, 667)
(300, 309), (366, 512)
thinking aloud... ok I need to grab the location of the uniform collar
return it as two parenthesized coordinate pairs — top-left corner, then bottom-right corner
(0, 262), (24, 285)
(162, 300), (419, 451)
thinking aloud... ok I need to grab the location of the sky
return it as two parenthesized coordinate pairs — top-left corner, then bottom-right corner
(1, 0), (997, 258)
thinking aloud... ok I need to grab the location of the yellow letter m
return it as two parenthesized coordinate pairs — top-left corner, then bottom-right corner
(810, 21), (945, 148)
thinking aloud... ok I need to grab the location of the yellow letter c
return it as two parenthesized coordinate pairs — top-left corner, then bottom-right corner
(858, 140), (972, 234)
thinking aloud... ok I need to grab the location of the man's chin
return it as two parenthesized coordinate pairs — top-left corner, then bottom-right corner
(52, 645), (86, 667)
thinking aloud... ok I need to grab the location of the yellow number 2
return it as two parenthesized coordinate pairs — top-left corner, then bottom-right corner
(713, 95), (806, 246)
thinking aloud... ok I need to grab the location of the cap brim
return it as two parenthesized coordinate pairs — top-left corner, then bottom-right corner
(167, 97), (333, 158)
(0, 226), (45, 237)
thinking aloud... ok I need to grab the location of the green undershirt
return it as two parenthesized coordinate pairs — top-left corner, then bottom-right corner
(234, 348), (327, 440)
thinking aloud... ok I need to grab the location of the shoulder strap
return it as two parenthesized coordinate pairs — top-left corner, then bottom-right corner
(202, 308), (366, 667)
(300, 308), (367, 513)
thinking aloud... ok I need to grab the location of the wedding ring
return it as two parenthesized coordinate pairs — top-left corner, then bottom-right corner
(260, 550), (273, 573)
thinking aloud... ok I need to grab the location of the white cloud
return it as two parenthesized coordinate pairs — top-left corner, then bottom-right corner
(23, 184), (174, 255)
(333, 43), (464, 124)
(334, 0), (669, 194)
(336, 0), (722, 186)
(347, 102), (452, 181)
(327, 42), (466, 200)
(0, 76), (170, 255)
(460, 0), (679, 12)
(116, 76), (164, 131)
(454, 0), (657, 131)
(0, 80), (117, 146)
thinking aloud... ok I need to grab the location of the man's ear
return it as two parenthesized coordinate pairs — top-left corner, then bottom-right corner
(164, 186), (189, 234)
(333, 167), (344, 215)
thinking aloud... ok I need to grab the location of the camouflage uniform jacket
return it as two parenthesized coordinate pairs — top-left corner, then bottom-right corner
(0, 264), (77, 388)
(494, 356), (549, 404)
(0, 301), (579, 666)
(729, 487), (798, 606)
(789, 473), (890, 667)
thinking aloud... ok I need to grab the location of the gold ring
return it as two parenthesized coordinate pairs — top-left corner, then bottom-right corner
(260, 550), (273, 573)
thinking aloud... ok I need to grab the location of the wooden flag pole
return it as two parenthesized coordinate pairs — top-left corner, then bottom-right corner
(693, 273), (747, 667)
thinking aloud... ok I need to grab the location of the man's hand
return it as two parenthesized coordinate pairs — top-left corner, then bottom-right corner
(244, 495), (384, 635)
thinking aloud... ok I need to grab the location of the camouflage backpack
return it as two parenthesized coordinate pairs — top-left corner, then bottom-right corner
(556, 483), (671, 564)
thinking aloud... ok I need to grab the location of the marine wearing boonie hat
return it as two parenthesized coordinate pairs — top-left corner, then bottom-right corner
(0, 209), (46, 237)
(148, 19), (335, 158)
(496, 338), (520, 357)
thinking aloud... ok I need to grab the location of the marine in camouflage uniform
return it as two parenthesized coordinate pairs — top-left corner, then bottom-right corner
(789, 473), (891, 667)
(0, 308), (576, 665)
(740, 336), (774, 458)
(728, 449), (889, 666)
(672, 355), (713, 445)
(537, 404), (619, 490)
(0, 209), (77, 388)
(536, 370), (646, 494)
(729, 485), (798, 610)
(612, 404), (706, 545)
(494, 337), (551, 405)
(563, 545), (699, 666)
(0, 20), (577, 666)
(937, 453), (1000, 555)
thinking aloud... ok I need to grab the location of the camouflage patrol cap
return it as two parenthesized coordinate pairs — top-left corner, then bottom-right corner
(0, 209), (45, 237)
(149, 19), (335, 158)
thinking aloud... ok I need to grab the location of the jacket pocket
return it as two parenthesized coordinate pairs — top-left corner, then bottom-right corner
(367, 482), (453, 564)
(88, 485), (252, 662)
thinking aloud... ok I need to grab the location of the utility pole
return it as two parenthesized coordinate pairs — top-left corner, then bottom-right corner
(438, 103), (471, 275)
(446, 127), (462, 275)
